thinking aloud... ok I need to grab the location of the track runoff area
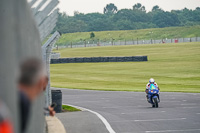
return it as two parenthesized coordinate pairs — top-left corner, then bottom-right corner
(58, 88), (200, 133)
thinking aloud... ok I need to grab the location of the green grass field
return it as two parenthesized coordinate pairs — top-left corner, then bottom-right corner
(50, 42), (200, 93)
(55, 25), (200, 45)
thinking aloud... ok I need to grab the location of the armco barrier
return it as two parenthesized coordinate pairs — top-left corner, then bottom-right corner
(51, 56), (148, 64)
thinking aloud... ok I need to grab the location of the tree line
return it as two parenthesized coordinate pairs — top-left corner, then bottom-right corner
(54, 3), (200, 34)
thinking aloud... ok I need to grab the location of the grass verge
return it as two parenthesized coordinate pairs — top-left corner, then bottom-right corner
(50, 42), (200, 93)
(56, 25), (200, 45)
(62, 105), (81, 112)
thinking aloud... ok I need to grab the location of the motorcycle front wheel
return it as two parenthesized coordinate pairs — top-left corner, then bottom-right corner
(153, 98), (159, 108)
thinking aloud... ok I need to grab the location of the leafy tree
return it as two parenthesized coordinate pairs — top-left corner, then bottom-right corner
(152, 5), (163, 12)
(115, 19), (133, 30)
(54, 5), (200, 33)
(90, 32), (95, 38)
(104, 3), (118, 15)
(113, 9), (150, 23)
(113, 9), (136, 21)
(196, 7), (200, 11)
(133, 3), (146, 12)
(74, 11), (80, 16)
(152, 11), (180, 28)
(88, 18), (114, 31)
(55, 16), (88, 33)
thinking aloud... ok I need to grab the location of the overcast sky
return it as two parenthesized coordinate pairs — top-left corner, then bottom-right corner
(57, 0), (200, 16)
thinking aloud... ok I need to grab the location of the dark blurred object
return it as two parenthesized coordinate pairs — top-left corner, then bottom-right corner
(48, 106), (56, 117)
(19, 91), (31, 133)
(44, 105), (56, 117)
(51, 90), (62, 113)
(50, 103), (57, 108)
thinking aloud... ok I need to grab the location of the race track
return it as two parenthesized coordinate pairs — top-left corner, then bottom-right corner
(56, 88), (200, 133)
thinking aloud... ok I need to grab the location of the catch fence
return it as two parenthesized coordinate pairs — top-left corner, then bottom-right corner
(55, 37), (200, 49)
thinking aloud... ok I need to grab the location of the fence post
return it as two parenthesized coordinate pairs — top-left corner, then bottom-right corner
(71, 42), (72, 48)
(84, 40), (86, 47)
(42, 31), (60, 111)
(111, 39), (113, 46)
(125, 39), (126, 45)
(137, 38), (138, 44)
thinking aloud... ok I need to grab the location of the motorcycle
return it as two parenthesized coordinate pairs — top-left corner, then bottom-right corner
(147, 84), (160, 108)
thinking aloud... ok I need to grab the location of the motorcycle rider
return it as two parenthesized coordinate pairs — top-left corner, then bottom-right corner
(145, 78), (160, 101)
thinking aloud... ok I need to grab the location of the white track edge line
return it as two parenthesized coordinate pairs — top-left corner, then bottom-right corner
(145, 129), (200, 133)
(64, 103), (116, 133)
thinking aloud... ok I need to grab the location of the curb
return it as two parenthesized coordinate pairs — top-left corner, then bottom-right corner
(46, 116), (66, 133)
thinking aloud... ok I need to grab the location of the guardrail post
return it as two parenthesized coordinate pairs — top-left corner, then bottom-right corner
(42, 31), (60, 109)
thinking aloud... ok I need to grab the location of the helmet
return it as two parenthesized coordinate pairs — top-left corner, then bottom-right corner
(149, 78), (155, 84)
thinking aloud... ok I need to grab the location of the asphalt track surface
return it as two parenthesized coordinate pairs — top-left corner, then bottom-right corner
(56, 88), (200, 133)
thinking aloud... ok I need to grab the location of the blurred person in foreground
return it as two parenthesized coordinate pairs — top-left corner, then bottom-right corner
(0, 101), (13, 133)
(18, 58), (55, 133)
